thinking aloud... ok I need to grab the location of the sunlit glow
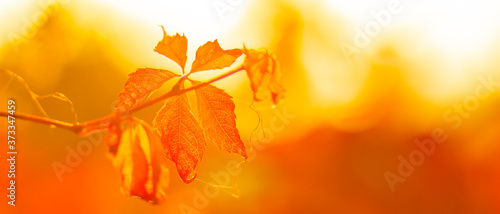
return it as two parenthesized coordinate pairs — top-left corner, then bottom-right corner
(322, 0), (500, 103)
(425, 1), (498, 58)
(0, 0), (31, 44)
(2, 1), (500, 212)
(322, 0), (389, 24)
(94, 0), (247, 43)
(302, 39), (367, 107)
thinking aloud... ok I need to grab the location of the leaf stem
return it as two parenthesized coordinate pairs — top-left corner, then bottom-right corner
(126, 66), (244, 114)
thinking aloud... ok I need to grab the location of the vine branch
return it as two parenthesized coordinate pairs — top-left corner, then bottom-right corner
(0, 66), (245, 134)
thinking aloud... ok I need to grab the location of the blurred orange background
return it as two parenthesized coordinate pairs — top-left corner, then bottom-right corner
(2, 0), (500, 213)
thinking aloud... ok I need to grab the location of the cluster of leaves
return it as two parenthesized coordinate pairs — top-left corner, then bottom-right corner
(104, 27), (284, 204)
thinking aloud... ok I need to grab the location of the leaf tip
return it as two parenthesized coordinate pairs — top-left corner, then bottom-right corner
(159, 25), (166, 34)
(183, 171), (197, 184)
(154, 28), (188, 70)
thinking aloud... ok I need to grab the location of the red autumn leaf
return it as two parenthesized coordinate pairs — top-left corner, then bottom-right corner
(192, 81), (247, 158)
(154, 26), (188, 70)
(242, 46), (285, 104)
(110, 30), (284, 188)
(111, 118), (169, 204)
(115, 68), (179, 112)
(153, 94), (206, 183)
(190, 40), (242, 73)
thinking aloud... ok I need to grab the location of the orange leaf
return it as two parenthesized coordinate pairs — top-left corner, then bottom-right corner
(154, 26), (188, 70)
(190, 40), (242, 73)
(112, 119), (169, 204)
(153, 94), (206, 183)
(268, 58), (286, 104)
(115, 68), (179, 112)
(243, 48), (268, 94)
(242, 47), (285, 104)
(193, 81), (247, 158)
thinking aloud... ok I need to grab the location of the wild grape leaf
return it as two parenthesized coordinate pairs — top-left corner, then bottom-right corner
(243, 48), (268, 95)
(242, 47), (285, 104)
(155, 26), (188, 70)
(112, 119), (169, 204)
(153, 94), (206, 183)
(267, 57), (286, 104)
(190, 40), (242, 73)
(115, 68), (179, 112)
(192, 81), (247, 158)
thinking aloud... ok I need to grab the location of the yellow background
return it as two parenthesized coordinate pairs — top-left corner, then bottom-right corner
(2, 0), (500, 213)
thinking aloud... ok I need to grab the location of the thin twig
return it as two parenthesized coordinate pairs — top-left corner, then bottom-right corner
(0, 68), (51, 118)
(0, 111), (79, 132)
